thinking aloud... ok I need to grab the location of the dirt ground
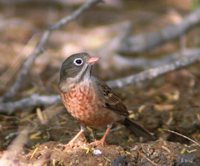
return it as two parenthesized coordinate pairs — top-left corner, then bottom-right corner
(0, 1), (200, 166)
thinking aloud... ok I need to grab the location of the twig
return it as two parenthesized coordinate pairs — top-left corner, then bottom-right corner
(0, 128), (29, 165)
(0, 0), (104, 8)
(107, 49), (200, 88)
(112, 52), (186, 69)
(0, 94), (60, 114)
(0, 0), (80, 6)
(0, 0), (101, 102)
(162, 129), (200, 147)
(119, 7), (200, 53)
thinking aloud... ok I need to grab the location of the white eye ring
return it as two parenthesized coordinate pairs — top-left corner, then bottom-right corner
(73, 58), (83, 66)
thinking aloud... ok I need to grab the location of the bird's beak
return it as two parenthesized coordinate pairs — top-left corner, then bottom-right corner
(87, 56), (99, 64)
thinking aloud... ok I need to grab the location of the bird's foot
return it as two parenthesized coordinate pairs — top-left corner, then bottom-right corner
(90, 126), (111, 147)
(65, 130), (87, 149)
(65, 139), (87, 149)
(90, 138), (107, 147)
(65, 141), (79, 148)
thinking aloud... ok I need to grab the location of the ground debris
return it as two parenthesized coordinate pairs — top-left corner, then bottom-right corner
(6, 139), (197, 166)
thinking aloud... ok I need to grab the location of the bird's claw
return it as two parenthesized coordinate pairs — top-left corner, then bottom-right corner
(90, 139), (107, 147)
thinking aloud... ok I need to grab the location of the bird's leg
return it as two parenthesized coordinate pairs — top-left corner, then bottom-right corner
(90, 124), (112, 146)
(67, 126), (85, 146)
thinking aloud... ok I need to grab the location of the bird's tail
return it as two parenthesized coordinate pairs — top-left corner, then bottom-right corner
(123, 118), (155, 140)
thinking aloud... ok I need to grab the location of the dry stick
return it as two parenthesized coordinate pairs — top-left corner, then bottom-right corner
(118, 7), (200, 53)
(0, 0), (96, 7)
(0, 34), (37, 90)
(112, 48), (200, 69)
(0, 0), (73, 6)
(0, 0), (101, 102)
(0, 128), (29, 165)
(162, 129), (200, 147)
(0, 94), (60, 114)
(112, 53), (182, 69)
(107, 49), (200, 88)
(0, 49), (200, 113)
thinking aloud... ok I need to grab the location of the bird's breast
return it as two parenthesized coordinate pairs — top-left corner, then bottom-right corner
(60, 81), (117, 128)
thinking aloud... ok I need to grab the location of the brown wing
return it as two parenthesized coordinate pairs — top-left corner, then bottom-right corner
(93, 77), (129, 116)
(93, 77), (155, 140)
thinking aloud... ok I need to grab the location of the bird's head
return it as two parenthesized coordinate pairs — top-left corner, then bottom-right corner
(59, 52), (99, 92)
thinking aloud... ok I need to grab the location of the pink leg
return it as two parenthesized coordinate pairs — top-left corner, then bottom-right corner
(67, 126), (84, 146)
(90, 125), (111, 146)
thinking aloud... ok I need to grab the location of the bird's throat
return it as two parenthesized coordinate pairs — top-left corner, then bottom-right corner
(59, 65), (92, 93)
(78, 65), (91, 82)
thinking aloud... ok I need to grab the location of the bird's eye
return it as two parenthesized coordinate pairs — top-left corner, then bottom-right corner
(73, 58), (83, 66)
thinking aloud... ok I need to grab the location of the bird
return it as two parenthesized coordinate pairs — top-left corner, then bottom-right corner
(59, 52), (154, 146)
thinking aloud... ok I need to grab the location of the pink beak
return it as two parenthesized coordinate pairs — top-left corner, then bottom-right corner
(87, 56), (99, 64)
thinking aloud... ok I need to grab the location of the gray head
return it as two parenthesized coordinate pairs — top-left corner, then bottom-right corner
(59, 52), (99, 92)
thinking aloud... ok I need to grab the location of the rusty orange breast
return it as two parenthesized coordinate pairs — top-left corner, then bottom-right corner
(60, 81), (117, 128)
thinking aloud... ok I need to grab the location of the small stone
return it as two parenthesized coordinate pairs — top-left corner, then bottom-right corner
(93, 149), (102, 156)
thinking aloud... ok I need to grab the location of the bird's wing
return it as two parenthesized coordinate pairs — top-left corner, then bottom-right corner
(93, 77), (129, 116)
(93, 77), (155, 140)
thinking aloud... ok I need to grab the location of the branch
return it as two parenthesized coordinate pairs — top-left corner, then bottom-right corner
(0, 0), (101, 102)
(107, 49), (200, 88)
(0, 128), (29, 165)
(118, 7), (200, 53)
(0, 0), (77, 6)
(112, 50), (192, 69)
(0, 94), (60, 114)
(0, 0), (102, 7)
(1, 48), (200, 113)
